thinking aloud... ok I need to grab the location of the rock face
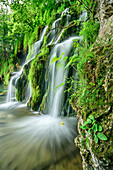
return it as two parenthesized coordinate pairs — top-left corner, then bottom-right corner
(98, 0), (113, 31)
(98, 15), (113, 41)
(73, 1), (113, 169)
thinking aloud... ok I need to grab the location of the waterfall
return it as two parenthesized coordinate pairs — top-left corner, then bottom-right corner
(29, 26), (48, 61)
(6, 26), (48, 104)
(6, 8), (87, 112)
(49, 8), (71, 45)
(49, 36), (80, 117)
(6, 8), (72, 108)
(48, 18), (61, 45)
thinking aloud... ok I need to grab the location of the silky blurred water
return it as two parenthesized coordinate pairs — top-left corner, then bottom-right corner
(0, 85), (82, 170)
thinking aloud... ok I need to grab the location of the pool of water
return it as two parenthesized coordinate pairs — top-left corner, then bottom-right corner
(0, 85), (83, 170)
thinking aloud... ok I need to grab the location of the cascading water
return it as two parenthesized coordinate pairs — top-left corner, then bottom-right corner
(0, 8), (85, 170)
(48, 8), (71, 45)
(6, 26), (48, 106)
(49, 36), (81, 117)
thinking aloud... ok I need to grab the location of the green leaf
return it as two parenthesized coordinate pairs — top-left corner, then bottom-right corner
(98, 125), (102, 132)
(97, 133), (107, 141)
(64, 62), (70, 69)
(86, 137), (89, 147)
(59, 52), (64, 60)
(80, 125), (88, 129)
(82, 131), (85, 137)
(56, 62), (63, 69)
(88, 128), (91, 135)
(82, 121), (89, 126)
(94, 133), (98, 143)
(86, 119), (92, 124)
(50, 56), (57, 63)
(63, 56), (68, 61)
(54, 82), (65, 91)
(89, 115), (95, 121)
(93, 124), (98, 133)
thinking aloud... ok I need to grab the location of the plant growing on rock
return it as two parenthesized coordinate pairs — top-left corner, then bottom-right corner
(80, 115), (107, 147)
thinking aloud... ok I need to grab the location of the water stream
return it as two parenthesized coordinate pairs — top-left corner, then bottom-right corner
(0, 85), (82, 170)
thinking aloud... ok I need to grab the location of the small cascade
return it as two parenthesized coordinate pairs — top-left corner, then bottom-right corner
(6, 72), (21, 103)
(29, 26), (48, 61)
(49, 8), (71, 45)
(6, 8), (72, 106)
(49, 36), (81, 117)
(25, 81), (32, 103)
(79, 11), (87, 21)
(6, 26), (48, 104)
(48, 18), (61, 45)
(54, 8), (71, 44)
(61, 8), (70, 16)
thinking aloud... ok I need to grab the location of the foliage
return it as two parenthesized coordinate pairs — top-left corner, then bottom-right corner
(79, 19), (100, 47)
(0, 0), (72, 83)
(81, 115), (107, 146)
(0, 0), (99, 84)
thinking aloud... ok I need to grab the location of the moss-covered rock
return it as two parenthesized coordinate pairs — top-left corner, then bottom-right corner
(72, 42), (113, 169)
(16, 73), (29, 102)
(28, 46), (51, 111)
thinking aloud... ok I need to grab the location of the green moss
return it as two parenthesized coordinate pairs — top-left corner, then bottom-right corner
(60, 21), (78, 42)
(31, 85), (40, 110)
(60, 15), (67, 27)
(40, 89), (48, 112)
(28, 46), (50, 110)
(16, 73), (28, 101)
(4, 72), (11, 86)
(72, 42), (113, 167)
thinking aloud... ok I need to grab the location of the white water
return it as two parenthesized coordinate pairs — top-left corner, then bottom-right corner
(49, 36), (81, 117)
(30, 26), (48, 61)
(6, 26), (48, 106)
(79, 11), (87, 21)
(49, 8), (71, 45)
(48, 18), (61, 45)
(0, 109), (80, 170)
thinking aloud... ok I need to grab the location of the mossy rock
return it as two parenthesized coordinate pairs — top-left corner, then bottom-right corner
(28, 46), (51, 111)
(16, 73), (28, 101)
(60, 21), (79, 42)
(39, 88), (49, 113)
(71, 42), (113, 168)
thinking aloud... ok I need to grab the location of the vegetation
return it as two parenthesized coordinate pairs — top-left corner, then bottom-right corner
(0, 0), (72, 84)
(80, 115), (107, 146)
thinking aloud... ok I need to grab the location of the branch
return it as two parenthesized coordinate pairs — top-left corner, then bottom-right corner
(77, 0), (93, 13)
(48, 20), (85, 43)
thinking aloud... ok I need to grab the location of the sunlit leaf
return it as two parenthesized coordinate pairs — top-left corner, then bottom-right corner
(97, 133), (107, 140)
(94, 133), (98, 143)
(86, 118), (92, 124)
(50, 56), (57, 63)
(54, 82), (65, 91)
(93, 124), (98, 133)
(80, 125), (88, 129)
(98, 125), (102, 132)
(89, 115), (94, 121)
(63, 56), (68, 60)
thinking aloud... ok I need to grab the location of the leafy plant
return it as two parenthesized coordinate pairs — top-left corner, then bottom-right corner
(80, 115), (107, 146)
